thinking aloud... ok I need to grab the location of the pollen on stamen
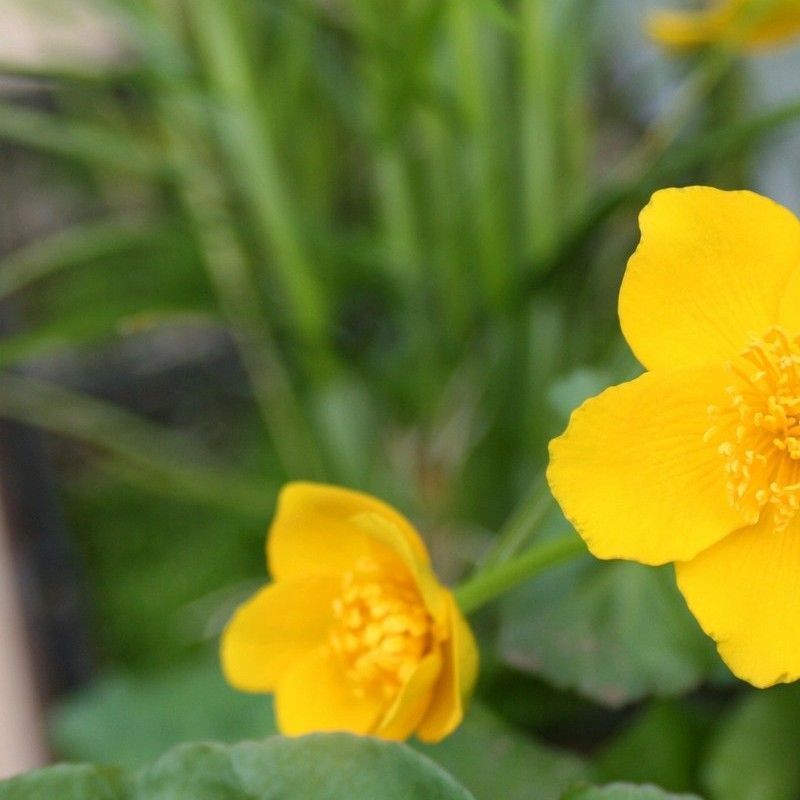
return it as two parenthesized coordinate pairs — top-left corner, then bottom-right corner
(707, 327), (800, 531)
(328, 557), (437, 701)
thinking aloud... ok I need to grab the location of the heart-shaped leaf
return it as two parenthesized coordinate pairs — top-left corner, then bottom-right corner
(419, 703), (588, 800)
(0, 735), (475, 800)
(563, 784), (704, 800)
(500, 558), (722, 707)
(701, 684), (800, 800)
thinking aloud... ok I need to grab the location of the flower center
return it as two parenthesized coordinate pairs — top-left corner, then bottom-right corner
(709, 327), (800, 529)
(329, 558), (434, 699)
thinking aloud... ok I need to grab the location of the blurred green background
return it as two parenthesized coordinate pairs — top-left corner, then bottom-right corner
(1, 0), (799, 798)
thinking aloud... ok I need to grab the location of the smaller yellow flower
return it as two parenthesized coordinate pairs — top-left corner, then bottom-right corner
(649, 0), (800, 49)
(221, 482), (478, 742)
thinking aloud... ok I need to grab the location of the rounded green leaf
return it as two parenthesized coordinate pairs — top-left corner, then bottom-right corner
(139, 736), (474, 799)
(418, 703), (588, 800)
(701, 685), (800, 800)
(563, 785), (704, 800)
(0, 735), (475, 800)
(0, 764), (128, 800)
(50, 656), (275, 770)
(500, 559), (721, 707)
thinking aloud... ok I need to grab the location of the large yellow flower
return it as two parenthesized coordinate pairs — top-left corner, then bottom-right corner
(649, 0), (800, 49)
(548, 186), (800, 688)
(221, 482), (478, 741)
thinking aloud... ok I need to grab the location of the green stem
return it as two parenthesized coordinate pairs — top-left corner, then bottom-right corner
(480, 471), (553, 569)
(455, 534), (585, 615)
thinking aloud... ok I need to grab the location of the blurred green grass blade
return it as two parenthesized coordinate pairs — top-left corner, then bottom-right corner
(0, 59), (143, 87)
(187, 0), (330, 348)
(521, 0), (594, 269)
(0, 372), (272, 515)
(532, 98), (800, 289)
(0, 217), (157, 301)
(448, 0), (512, 310)
(0, 102), (163, 175)
(466, 0), (517, 30)
(0, 312), (224, 370)
(519, 0), (559, 264)
(145, 0), (328, 479)
(655, 99), (800, 181)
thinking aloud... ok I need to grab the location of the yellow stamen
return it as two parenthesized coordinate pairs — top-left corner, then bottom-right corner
(328, 558), (437, 700)
(708, 327), (800, 530)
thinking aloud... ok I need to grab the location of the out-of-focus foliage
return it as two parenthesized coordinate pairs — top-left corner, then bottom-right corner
(419, 703), (589, 800)
(500, 559), (723, 707)
(0, 735), (477, 799)
(0, 0), (798, 796)
(50, 654), (275, 770)
(701, 684), (800, 800)
(562, 786), (703, 800)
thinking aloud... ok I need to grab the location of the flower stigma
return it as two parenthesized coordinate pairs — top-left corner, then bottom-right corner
(329, 557), (440, 699)
(708, 327), (800, 529)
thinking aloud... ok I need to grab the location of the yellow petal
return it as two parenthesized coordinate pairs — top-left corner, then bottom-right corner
(619, 187), (800, 371)
(268, 482), (431, 581)
(649, 1), (800, 49)
(349, 510), (448, 623)
(375, 651), (442, 741)
(676, 514), (800, 687)
(548, 366), (746, 566)
(221, 574), (339, 692)
(749, 3), (800, 45)
(648, 1), (741, 47)
(417, 592), (479, 743)
(275, 646), (385, 736)
(779, 260), (800, 331)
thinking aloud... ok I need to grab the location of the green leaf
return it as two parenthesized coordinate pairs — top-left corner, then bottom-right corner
(0, 764), (128, 800)
(0, 736), (475, 800)
(499, 558), (721, 707)
(50, 656), (276, 770)
(593, 702), (709, 792)
(562, 785), (704, 800)
(0, 102), (162, 175)
(701, 685), (800, 800)
(0, 216), (157, 302)
(418, 703), (588, 800)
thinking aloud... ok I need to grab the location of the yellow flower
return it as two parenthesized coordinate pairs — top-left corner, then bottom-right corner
(649, 0), (800, 49)
(221, 482), (478, 742)
(548, 186), (800, 688)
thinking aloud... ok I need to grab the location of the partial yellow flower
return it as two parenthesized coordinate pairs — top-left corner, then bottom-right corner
(221, 482), (478, 742)
(548, 186), (800, 688)
(649, 0), (800, 49)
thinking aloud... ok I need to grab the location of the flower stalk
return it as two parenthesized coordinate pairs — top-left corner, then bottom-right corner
(454, 534), (585, 615)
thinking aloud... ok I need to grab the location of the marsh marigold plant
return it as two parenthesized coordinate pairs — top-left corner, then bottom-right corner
(549, 186), (800, 687)
(221, 482), (478, 741)
(649, 0), (800, 48)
